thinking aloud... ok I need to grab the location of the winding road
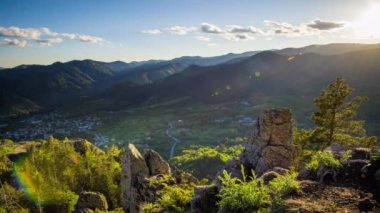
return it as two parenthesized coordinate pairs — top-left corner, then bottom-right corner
(166, 122), (181, 159)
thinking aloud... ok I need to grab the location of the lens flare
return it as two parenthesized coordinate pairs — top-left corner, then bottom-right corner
(12, 156), (60, 205)
(13, 160), (40, 203)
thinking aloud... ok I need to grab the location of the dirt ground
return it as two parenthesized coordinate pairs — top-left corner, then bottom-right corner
(283, 180), (380, 213)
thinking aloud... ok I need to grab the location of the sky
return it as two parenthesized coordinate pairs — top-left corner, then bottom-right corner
(1, 0), (380, 67)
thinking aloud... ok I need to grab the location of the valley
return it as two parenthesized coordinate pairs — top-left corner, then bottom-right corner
(1, 43), (380, 160)
(1, 95), (317, 159)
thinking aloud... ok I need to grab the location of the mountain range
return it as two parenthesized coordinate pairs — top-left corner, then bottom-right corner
(1, 43), (380, 118)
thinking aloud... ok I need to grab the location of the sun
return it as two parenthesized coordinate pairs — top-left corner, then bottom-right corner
(355, 3), (380, 38)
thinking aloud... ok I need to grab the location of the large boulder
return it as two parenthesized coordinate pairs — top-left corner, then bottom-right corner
(74, 191), (108, 212)
(338, 159), (371, 182)
(144, 149), (171, 175)
(121, 144), (149, 213)
(240, 108), (297, 175)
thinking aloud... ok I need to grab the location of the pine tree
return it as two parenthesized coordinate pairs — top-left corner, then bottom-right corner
(311, 77), (376, 149)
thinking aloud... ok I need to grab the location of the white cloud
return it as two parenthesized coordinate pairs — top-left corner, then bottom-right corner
(56, 33), (104, 43)
(0, 26), (105, 47)
(142, 19), (348, 42)
(0, 38), (28, 47)
(40, 27), (59, 36)
(196, 35), (211, 42)
(35, 38), (63, 47)
(200, 23), (259, 41)
(264, 20), (311, 36)
(200, 23), (224, 34)
(223, 33), (256, 41)
(226, 25), (264, 35)
(142, 29), (162, 35)
(307, 19), (346, 30)
(0, 26), (41, 39)
(76, 34), (104, 43)
(167, 26), (197, 35)
(264, 19), (346, 36)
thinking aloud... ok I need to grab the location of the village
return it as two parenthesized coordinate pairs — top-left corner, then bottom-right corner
(0, 112), (111, 146)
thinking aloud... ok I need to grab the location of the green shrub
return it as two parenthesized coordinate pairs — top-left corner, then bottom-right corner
(305, 150), (343, 171)
(0, 182), (29, 213)
(171, 145), (243, 179)
(268, 170), (299, 210)
(217, 169), (271, 213)
(0, 140), (15, 172)
(269, 171), (300, 197)
(144, 184), (194, 213)
(372, 148), (380, 160)
(157, 185), (194, 212)
(13, 137), (122, 211)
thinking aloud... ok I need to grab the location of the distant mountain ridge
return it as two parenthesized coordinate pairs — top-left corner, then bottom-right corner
(102, 46), (380, 107)
(1, 42), (380, 117)
(275, 43), (380, 56)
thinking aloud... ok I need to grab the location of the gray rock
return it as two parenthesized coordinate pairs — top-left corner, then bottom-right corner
(259, 171), (281, 184)
(144, 149), (171, 176)
(240, 108), (297, 176)
(75, 191), (108, 212)
(272, 167), (290, 175)
(339, 159), (370, 181)
(121, 144), (149, 213)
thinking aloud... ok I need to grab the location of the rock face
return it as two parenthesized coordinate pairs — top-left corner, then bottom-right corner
(121, 144), (172, 213)
(74, 191), (108, 212)
(240, 108), (297, 175)
(121, 144), (150, 213)
(144, 149), (171, 175)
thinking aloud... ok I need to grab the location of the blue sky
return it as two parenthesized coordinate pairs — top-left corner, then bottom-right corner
(1, 0), (380, 67)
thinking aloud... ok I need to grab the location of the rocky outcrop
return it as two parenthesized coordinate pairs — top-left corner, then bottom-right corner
(144, 149), (171, 175)
(192, 108), (298, 213)
(74, 191), (108, 212)
(240, 108), (297, 175)
(121, 144), (173, 213)
(121, 144), (150, 213)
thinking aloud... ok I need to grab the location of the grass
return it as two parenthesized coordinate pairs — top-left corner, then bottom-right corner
(92, 96), (316, 158)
